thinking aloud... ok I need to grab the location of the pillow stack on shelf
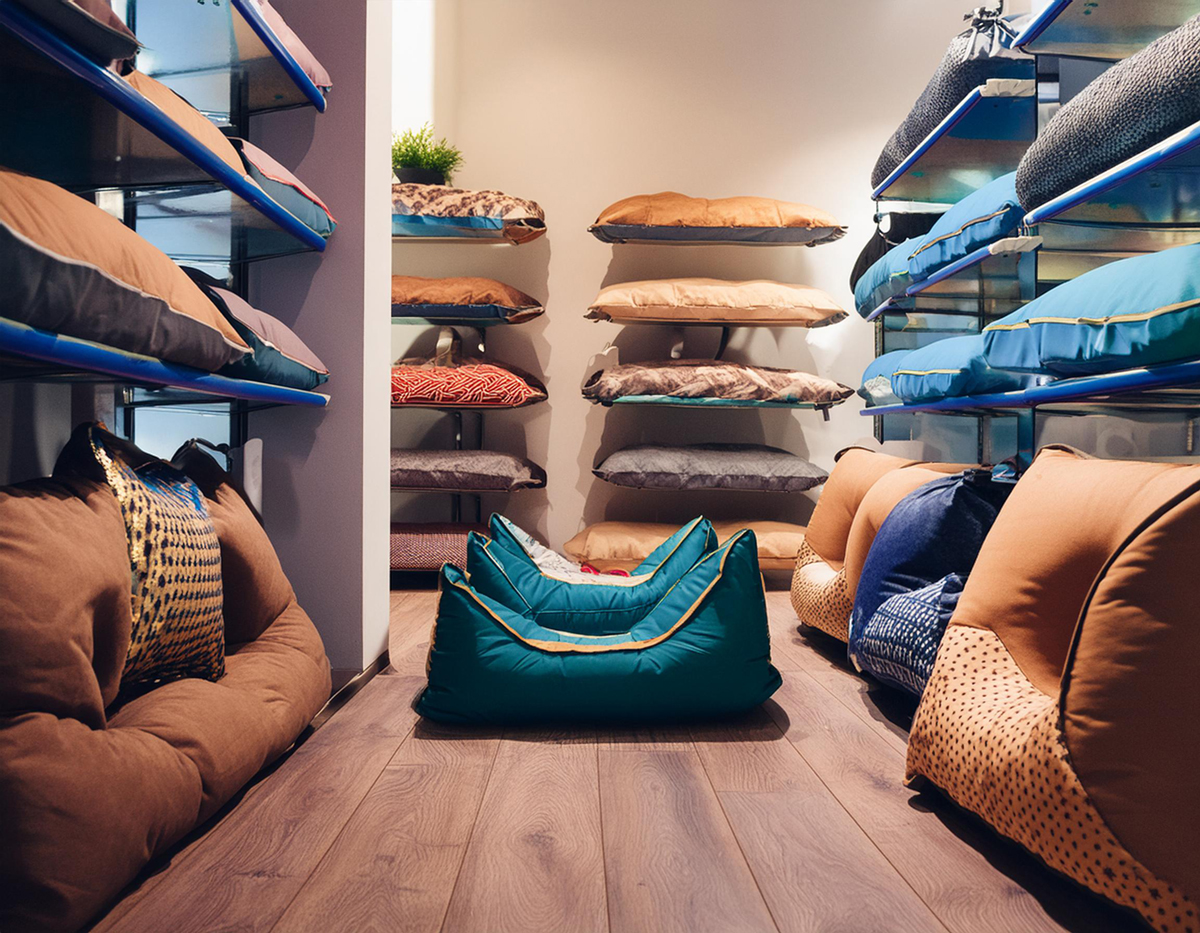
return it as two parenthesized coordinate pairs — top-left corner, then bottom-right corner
(391, 183), (547, 244)
(391, 275), (544, 325)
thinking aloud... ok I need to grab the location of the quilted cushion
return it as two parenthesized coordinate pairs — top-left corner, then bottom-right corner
(587, 278), (845, 327)
(983, 242), (1200, 376)
(390, 449), (546, 492)
(892, 334), (1039, 403)
(593, 443), (827, 493)
(391, 275), (543, 325)
(589, 192), (845, 246)
(1015, 14), (1200, 211)
(391, 183), (546, 244)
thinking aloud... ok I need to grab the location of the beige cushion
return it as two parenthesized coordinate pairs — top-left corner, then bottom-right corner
(563, 520), (805, 573)
(587, 278), (846, 327)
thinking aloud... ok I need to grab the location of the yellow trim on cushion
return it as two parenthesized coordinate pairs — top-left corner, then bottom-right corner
(983, 297), (1200, 332)
(908, 207), (1012, 260)
(892, 368), (964, 376)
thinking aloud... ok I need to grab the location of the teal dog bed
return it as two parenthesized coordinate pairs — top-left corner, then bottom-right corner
(467, 515), (717, 636)
(418, 530), (781, 724)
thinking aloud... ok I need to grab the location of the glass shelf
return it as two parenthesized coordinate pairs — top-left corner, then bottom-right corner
(130, 0), (327, 120)
(0, 317), (329, 408)
(872, 79), (1038, 204)
(1013, 0), (1200, 60)
(0, 1), (327, 261)
(599, 397), (846, 411)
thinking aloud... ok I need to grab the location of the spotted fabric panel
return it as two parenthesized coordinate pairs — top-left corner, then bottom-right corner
(907, 626), (1197, 933)
(391, 361), (547, 409)
(789, 538), (852, 642)
(92, 433), (224, 688)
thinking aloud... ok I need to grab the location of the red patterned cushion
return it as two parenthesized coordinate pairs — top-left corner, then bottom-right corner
(390, 359), (547, 408)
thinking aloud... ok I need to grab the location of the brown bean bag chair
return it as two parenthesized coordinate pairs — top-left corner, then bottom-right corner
(906, 446), (1199, 932)
(790, 447), (969, 641)
(0, 441), (330, 933)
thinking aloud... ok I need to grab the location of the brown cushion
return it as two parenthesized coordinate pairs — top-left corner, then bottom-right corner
(390, 448), (547, 493)
(172, 442), (296, 646)
(582, 359), (853, 408)
(13, 0), (139, 63)
(390, 522), (488, 570)
(0, 476), (131, 725)
(55, 424), (225, 690)
(563, 520), (805, 573)
(588, 278), (846, 327)
(391, 276), (543, 324)
(0, 168), (249, 371)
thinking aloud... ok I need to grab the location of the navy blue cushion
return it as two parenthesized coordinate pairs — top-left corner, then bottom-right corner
(892, 334), (1038, 403)
(906, 172), (1023, 282)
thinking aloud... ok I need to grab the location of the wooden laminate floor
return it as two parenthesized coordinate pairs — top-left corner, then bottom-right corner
(92, 590), (1144, 933)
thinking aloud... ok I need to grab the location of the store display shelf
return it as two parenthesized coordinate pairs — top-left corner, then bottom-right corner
(871, 79), (1037, 204)
(131, 0), (327, 119)
(0, 317), (329, 408)
(1013, 0), (1200, 61)
(389, 485), (538, 495)
(0, 2), (327, 261)
(391, 401), (547, 411)
(602, 396), (845, 411)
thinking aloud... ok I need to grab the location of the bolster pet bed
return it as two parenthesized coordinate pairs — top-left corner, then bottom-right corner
(417, 529), (781, 724)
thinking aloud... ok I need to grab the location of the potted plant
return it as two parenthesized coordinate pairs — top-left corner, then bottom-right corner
(391, 123), (464, 186)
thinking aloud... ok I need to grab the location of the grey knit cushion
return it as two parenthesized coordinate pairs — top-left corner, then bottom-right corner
(1015, 14), (1200, 212)
(593, 444), (828, 493)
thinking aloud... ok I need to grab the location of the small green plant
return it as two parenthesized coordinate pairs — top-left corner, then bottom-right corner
(391, 123), (464, 183)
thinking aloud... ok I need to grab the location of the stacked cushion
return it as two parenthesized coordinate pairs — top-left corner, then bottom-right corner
(232, 138), (337, 239)
(891, 335), (1039, 403)
(982, 242), (1200, 376)
(391, 358), (546, 408)
(391, 183), (546, 244)
(1015, 14), (1200, 211)
(392, 275), (543, 325)
(588, 278), (846, 327)
(588, 192), (846, 246)
(582, 359), (854, 408)
(417, 530), (781, 724)
(904, 172), (1023, 281)
(593, 443), (827, 493)
(13, 0), (139, 63)
(565, 519), (806, 573)
(0, 169), (249, 371)
(390, 449), (546, 493)
(389, 522), (487, 571)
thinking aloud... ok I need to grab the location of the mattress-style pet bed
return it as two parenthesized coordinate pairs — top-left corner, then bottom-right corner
(588, 192), (845, 246)
(416, 529), (781, 724)
(565, 519), (807, 573)
(391, 276), (543, 325)
(891, 335), (1039, 403)
(391, 183), (546, 244)
(390, 449), (546, 493)
(587, 278), (845, 327)
(593, 443), (827, 493)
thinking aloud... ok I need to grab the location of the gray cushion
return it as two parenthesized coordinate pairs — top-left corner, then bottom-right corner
(593, 444), (828, 493)
(390, 449), (546, 493)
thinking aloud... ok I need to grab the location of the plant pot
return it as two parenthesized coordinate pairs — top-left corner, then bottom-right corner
(396, 167), (446, 186)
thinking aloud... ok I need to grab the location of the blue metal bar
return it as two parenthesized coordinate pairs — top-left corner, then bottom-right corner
(1012, 0), (1073, 50)
(905, 242), (996, 295)
(230, 0), (326, 113)
(865, 296), (905, 323)
(1024, 119), (1200, 227)
(0, 0), (326, 253)
(0, 317), (329, 407)
(872, 88), (984, 201)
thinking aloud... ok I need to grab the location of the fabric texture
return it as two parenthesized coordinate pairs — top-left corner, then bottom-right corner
(853, 236), (920, 316)
(0, 168), (249, 371)
(593, 443), (828, 493)
(871, 16), (1033, 189)
(564, 519), (806, 573)
(587, 278), (846, 327)
(390, 522), (487, 570)
(892, 334), (1040, 403)
(589, 191), (845, 246)
(183, 268), (329, 390)
(858, 350), (910, 407)
(417, 531), (781, 724)
(232, 138), (336, 238)
(582, 359), (853, 408)
(982, 242), (1200, 376)
(391, 357), (546, 408)
(13, 0), (139, 63)
(391, 275), (543, 324)
(390, 448), (546, 492)
(54, 425), (225, 690)
(391, 183), (546, 244)
(905, 171), (1023, 281)
(1015, 14), (1200, 211)
(253, 0), (332, 91)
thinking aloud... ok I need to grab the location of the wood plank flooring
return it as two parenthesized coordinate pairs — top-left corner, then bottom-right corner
(91, 589), (1144, 933)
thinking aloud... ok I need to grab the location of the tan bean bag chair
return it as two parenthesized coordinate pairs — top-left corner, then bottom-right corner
(790, 447), (969, 641)
(906, 446), (1199, 932)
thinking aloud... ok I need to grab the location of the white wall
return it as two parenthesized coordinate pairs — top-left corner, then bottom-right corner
(390, 0), (1033, 549)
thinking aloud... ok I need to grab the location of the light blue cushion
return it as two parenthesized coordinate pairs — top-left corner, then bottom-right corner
(906, 172), (1022, 282)
(983, 243), (1200, 376)
(892, 335), (1038, 403)
(853, 237), (920, 317)
(858, 349), (910, 407)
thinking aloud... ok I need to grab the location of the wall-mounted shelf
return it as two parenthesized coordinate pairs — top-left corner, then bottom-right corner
(390, 401), (547, 411)
(0, 1), (328, 261)
(872, 80), (1037, 204)
(600, 396), (844, 411)
(130, 0), (328, 120)
(1013, 0), (1200, 61)
(0, 317), (329, 408)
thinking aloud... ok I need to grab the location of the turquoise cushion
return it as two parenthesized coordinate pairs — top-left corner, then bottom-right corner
(983, 243), (1200, 376)
(854, 237), (919, 317)
(858, 349), (911, 407)
(892, 335), (1038, 403)
(467, 516), (717, 635)
(906, 172), (1022, 283)
(417, 531), (782, 724)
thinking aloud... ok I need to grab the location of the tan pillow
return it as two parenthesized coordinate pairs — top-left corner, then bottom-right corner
(0, 169), (249, 371)
(392, 276), (543, 324)
(587, 278), (846, 327)
(589, 191), (846, 246)
(564, 520), (805, 573)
